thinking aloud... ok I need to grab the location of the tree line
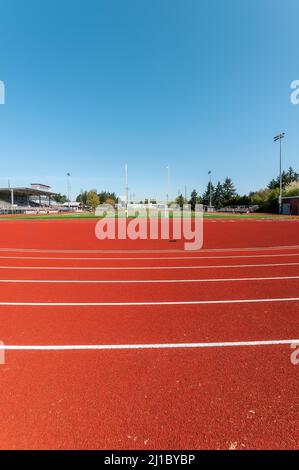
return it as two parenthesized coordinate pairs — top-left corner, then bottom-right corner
(176, 167), (299, 212)
(52, 190), (118, 210)
(53, 166), (299, 213)
(77, 190), (118, 210)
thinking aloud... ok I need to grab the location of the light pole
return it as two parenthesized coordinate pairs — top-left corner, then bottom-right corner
(208, 170), (212, 209)
(67, 173), (71, 210)
(273, 132), (285, 214)
(125, 163), (129, 215)
(166, 165), (170, 205)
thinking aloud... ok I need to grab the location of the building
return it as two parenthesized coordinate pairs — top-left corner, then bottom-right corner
(281, 196), (299, 215)
(0, 184), (57, 214)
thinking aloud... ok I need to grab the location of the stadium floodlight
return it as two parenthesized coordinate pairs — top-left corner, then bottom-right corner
(273, 132), (285, 214)
(274, 132), (285, 142)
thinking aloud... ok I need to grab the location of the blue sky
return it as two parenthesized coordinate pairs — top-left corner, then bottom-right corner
(0, 0), (298, 201)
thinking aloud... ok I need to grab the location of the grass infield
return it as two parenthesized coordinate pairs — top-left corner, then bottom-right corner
(0, 212), (296, 221)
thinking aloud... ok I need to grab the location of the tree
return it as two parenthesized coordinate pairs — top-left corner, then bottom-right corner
(222, 177), (236, 205)
(268, 179), (277, 190)
(249, 188), (279, 213)
(285, 166), (299, 185)
(76, 190), (88, 205)
(98, 191), (117, 204)
(284, 181), (299, 197)
(267, 166), (299, 190)
(202, 183), (215, 206)
(175, 194), (185, 208)
(53, 193), (67, 204)
(231, 194), (251, 206)
(213, 182), (224, 208)
(86, 190), (100, 210)
(188, 190), (202, 211)
(105, 197), (116, 207)
(77, 190), (118, 206)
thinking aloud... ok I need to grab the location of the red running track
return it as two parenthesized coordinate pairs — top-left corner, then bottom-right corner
(0, 219), (298, 449)
(0, 217), (298, 250)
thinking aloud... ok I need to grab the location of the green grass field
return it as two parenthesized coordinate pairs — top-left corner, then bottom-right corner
(0, 212), (295, 221)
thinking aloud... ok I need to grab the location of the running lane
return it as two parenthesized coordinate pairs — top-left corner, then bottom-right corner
(0, 218), (299, 250)
(1, 253), (299, 267)
(1, 263), (299, 280)
(0, 302), (298, 345)
(1, 278), (299, 302)
(0, 347), (297, 449)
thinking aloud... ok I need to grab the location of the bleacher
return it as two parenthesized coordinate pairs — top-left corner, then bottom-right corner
(0, 185), (58, 214)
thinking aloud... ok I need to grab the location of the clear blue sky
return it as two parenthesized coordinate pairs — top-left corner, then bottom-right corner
(0, 0), (298, 201)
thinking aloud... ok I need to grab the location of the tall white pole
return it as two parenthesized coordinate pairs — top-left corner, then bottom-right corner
(274, 133), (285, 215)
(67, 173), (71, 210)
(208, 171), (212, 209)
(166, 165), (170, 205)
(125, 164), (129, 216)
(279, 137), (282, 214)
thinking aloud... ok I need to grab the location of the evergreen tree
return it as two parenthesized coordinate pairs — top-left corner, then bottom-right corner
(268, 179), (277, 190)
(53, 193), (67, 204)
(76, 190), (88, 205)
(222, 177), (236, 205)
(188, 189), (201, 211)
(98, 191), (117, 204)
(213, 181), (224, 208)
(267, 167), (299, 190)
(202, 182), (215, 206)
(175, 194), (185, 208)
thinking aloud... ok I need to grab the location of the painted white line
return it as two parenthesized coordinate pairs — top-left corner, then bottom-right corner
(0, 244), (299, 254)
(1, 253), (299, 261)
(0, 297), (299, 306)
(0, 262), (299, 270)
(0, 276), (299, 284)
(1, 339), (298, 351)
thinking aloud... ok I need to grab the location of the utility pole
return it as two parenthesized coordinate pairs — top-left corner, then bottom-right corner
(166, 165), (170, 205)
(273, 133), (285, 214)
(67, 173), (71, 210)
(208, 170), (212, 209)
(125, 163), (129, 216)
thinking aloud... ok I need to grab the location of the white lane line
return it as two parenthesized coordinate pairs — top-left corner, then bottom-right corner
(1, 253), (299, 261)
(0, 297), (299, 306)
(0, 245), (299, 254)
(1, 339), (298, 351)
(0, 276), (299, 284)
(0, 262), (299, 270)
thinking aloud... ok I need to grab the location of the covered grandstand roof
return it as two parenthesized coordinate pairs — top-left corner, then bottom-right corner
(0, 187), (57, 196)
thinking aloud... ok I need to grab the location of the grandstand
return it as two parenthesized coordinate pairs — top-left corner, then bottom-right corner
(0, 184), (58, 214)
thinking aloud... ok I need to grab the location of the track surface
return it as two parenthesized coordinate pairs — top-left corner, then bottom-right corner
(0, 219), (298, 449)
